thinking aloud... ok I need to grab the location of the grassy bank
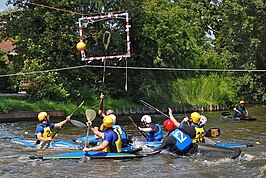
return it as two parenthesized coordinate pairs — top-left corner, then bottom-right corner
(0, 97), (138, 117)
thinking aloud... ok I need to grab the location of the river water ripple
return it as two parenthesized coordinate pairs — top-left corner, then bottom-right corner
(0, 105), (265, 177)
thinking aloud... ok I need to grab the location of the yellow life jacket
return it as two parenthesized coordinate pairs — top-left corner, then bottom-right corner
(192, 127), (205, 143)
(42, 126), (53, 139)
(102, 128), (122, 153)
(100, 123), (104, 131)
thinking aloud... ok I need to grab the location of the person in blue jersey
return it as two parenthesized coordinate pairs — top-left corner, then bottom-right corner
(83, 115), (122, 153)
(98, 109), (131, 145)
(138, 115), (163, 141)
(153, 118), (197, 156)
(233, 100), (249, 117)
(35, 111), (70, 145)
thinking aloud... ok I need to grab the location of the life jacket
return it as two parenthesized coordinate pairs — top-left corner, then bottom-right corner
(35, 123), (53, 144)
(192, 127), (205, 143)
(234, 106), (245, 116)
(102, 128), (122, 153)
(191, 123), (205, 143)
(169, 129), (192, 152)
(113, 125), (127, 143)
(146, 124), (163, 141)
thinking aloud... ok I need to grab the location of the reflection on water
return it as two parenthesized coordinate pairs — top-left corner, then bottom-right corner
(0, 105), (265, 177)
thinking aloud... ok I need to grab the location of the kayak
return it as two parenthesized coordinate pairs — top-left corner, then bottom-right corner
(73, 134), (102, 144)
(30, 151), (147, 160)
(138, 140), (252, 149)
(73, 134), (133, 146)
(223, 116), (256, 121)
(216, 143), (253, 148)
(11, 138), (83, 149)
(142, 141), (241, 159)
(197, 143), (241, 159)
(11, 137), (142, 152)
(221, 112), (256, 121)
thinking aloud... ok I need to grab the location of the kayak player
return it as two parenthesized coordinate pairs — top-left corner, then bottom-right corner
(83, 115), (122, 153)
(98, 109), (131, 145)
(180, 112), (206, 143)
(138, 115), (163, 141)
(153, 118), (197, 156)
(155, 108), (206, 154)
(35, 111), (70, 146)
(233, 100), (249, 117)
(98, 93), (131, 145)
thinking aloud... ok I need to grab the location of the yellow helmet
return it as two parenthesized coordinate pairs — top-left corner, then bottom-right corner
(103, 116), (113, 128)
(38, 112), (48, 121)
(190, 112), (201, 124)
(240, 100), (245, 104)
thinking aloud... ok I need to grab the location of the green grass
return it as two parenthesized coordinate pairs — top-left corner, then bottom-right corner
(171, 74), (236, 107)
(0, 97), (139, 117)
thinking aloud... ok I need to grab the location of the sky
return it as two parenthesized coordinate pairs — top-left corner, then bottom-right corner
(0, 0), (13, 11)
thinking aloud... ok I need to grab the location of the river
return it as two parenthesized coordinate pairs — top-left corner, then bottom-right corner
(0, 104), (265, 177)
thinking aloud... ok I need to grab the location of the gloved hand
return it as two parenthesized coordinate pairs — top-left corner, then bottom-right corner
(182, 117), (189, 123)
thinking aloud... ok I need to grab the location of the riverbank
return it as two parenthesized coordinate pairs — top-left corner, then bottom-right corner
(0, 104), (227, 123)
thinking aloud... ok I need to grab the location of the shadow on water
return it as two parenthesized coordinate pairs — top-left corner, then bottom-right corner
(0, 104), (265, 177)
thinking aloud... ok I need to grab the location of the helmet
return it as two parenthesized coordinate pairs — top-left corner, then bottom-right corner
(199, 115), (207, 127)
(164, 119), (175, 131)
(240, 100), (245, 104)
(106, 109), (115, 115)
(38, 112), (48, 121)
(190, 112), (201, 124)
(141, 115), (152, 124)
(109, 114), (116, 125)
(103, 116), (113, 128)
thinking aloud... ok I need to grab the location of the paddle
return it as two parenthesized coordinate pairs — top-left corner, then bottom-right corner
(221, 111), (231, 116)
(128, 116), (148, 140)
(40, 101), (85, 149)
(140, 100), (169, 118)
(82, 109), (96, 161)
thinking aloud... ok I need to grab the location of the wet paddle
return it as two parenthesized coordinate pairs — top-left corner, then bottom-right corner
(82, 109), (96, 161)
(128, 116), (148, 140)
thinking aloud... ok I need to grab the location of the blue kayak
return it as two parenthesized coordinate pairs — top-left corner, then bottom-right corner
(11, 138), (83, 149)
(30, 151), (147, 160)
(73, 134), (102, 144)
(138, 140), (252, 149)
(11, 137), (142, 153)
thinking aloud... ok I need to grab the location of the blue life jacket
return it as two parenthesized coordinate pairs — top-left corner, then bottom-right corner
(169, 129), (192, 152)
(234, 106), (245, 116)
(146, 124), (163, 141)
(112, 125), (127, 143)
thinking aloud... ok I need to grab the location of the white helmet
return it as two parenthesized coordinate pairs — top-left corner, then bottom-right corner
(109, 114), (117, 125)
(199, 115), (207, 127)
(106, 109), (115, 115)
(141, 115), (152, 124)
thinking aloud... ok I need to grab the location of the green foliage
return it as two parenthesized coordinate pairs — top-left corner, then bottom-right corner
(171, 74), (236, 106)
(1, 0), (265, 106)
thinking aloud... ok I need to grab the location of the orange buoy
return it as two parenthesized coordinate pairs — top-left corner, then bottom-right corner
(76, 41), (86, 51)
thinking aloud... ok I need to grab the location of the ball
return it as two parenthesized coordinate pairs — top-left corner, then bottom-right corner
(76, 41), (86, 51)
(24, 131), (28, 134)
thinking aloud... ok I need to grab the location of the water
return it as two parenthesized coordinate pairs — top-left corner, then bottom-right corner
(0, 105), (265, 177)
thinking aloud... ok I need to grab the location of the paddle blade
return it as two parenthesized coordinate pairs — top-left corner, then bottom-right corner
(221, 111), (231, 116)
(86, 109), (96, 122)
(71, 120), (87, 128)
(205, 128), (221, 138)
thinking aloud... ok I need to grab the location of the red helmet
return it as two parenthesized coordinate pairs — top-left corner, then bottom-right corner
(164, 119), (175, 131)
